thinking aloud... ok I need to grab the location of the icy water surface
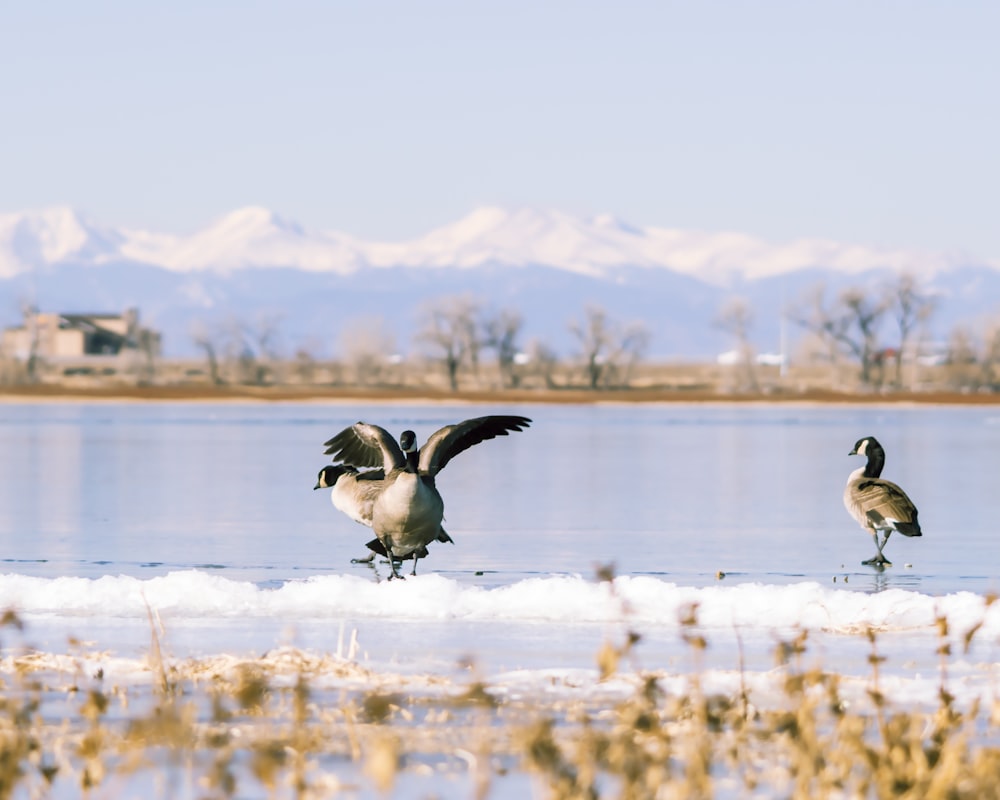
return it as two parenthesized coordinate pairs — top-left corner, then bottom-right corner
(1, 400), (997, 591)
(1, 399), (998, 665)
(1, 400), (999, 796)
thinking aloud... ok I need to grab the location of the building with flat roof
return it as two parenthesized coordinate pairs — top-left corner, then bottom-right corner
(2, 308), (161, 364)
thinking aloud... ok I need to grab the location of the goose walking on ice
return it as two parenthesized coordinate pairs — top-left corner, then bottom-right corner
(315, 415), (531, 579)
(844, 436), (922, 566)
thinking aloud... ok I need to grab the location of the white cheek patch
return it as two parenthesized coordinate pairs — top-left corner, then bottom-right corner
(857, 439), (869, 456)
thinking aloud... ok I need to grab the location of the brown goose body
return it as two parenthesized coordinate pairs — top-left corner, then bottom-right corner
(314, 465), (452, 565)
(844, 436), (921, 566)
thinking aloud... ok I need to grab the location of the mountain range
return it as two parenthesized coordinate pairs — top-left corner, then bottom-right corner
(1, 206), (998, 359)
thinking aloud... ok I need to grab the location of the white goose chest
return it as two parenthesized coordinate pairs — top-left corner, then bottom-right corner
(372, 473), (444, 554)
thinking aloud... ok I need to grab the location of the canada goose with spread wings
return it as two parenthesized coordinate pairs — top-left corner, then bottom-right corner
(315, 415), (531, 579)
(844, 436), (922, 566)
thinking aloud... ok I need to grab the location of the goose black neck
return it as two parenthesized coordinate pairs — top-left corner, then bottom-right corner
(404, 449), (419, 472)
(864, 445), (885, 479)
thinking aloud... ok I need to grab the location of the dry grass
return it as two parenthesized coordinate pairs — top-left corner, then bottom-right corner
(1, 594), (999, 799)
(4, 357), (1000, 405)
(3, 381), (1000, 407)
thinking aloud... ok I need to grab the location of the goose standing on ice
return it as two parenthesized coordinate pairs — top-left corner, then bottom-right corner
(844, 436), (922, 566)
(315, 415), (531, 579)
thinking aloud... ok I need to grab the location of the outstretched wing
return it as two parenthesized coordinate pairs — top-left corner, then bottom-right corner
(323, 422), (405, 472)
(419, 415), (531, 475)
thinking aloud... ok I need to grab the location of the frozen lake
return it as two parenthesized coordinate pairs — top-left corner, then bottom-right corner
(3, 400), (998, 589)
(1, 400), (999, 796)
(2, 400), (999, 656)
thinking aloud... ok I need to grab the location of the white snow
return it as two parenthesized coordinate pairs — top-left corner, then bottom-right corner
(1, 570), (997, 713)
(2, 570), (996, 637)
(3, 646), (996, 714)
(1, 570), (997, 714)
(119, 206), (365, 274)
(0, 205), (988, 284)
(0, 206), (123, 277)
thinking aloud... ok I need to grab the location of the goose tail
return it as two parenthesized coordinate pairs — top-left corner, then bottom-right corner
(895, 519), (922, 537)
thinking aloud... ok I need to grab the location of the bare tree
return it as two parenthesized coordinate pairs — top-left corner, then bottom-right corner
(789, 284), (889, 388)
(613, 322), (652, 387)
(134, 328), (159, 383)
(841, 289), (889, 387)
(714, 296), (759, 393)
(416, 295), (481, 391)
(569, 305), (651, 389)
(191, 320), (224, 385)
(285, 334), (324, 385)
(946, 320), (1000, 392)
(118, 327), (159, 385)
(981, 323), (1000, 391)
(483, 308), (524, 389)
(213, 313), (283, 385)
(291, 348), (317, 385)
(945, 325), (981, 391)
(17, 300), (41, 383)
(219, 318), (253, 382)
(522, 337), (559, 388)
(190, 313), (283, 386)
(885, 274), (937, 389)
(338, 316), (397, 386)
(240, 312), (283, 385)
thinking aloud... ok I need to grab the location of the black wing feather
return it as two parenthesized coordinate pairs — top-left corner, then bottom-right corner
(323, 422), (402, 470)
(420, 415), (531, 475)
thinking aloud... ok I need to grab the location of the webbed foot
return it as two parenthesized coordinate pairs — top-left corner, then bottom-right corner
(387, 557), (405, 580)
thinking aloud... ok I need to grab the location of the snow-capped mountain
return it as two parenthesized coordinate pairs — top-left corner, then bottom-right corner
(0, 207), (125, 277)
(2, 205), (988, 283)
(121, 207), (367, 274)
(372, 206), (976, 285)
(0, 206), (366, 277)
(1, 205), (997, 358)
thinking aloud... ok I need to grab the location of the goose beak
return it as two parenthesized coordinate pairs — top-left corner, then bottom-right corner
(313, 482), (322, 490)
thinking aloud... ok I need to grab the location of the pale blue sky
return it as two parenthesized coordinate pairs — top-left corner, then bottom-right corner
(2, 1), (997, 255)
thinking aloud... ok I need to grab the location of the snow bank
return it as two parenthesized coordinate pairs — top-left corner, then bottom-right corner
(1, 571), (996, 638)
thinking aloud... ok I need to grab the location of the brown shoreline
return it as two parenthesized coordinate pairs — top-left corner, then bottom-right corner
(2, 384), (999, 405)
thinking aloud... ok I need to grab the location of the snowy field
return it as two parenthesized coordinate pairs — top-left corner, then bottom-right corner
(1, 401), (998, 796)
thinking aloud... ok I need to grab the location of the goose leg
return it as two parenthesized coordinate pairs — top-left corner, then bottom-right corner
(387, 552), (405, 581)
(862, 530), (892, 566)
(878, 531), (892, 565)
(411, 553), (420, 577)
